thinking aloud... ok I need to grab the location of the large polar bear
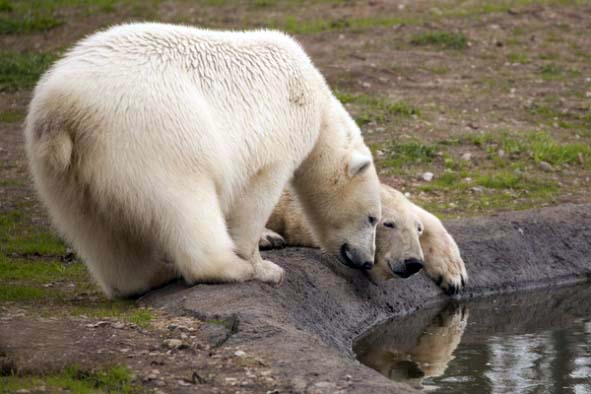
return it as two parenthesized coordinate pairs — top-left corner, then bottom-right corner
(261, 184), (468, 294)
(25, 23), (382, 298)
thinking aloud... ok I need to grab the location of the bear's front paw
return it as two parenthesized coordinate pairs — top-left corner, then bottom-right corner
(425, 256), (467, 296)
(254, 259), (285, 286)
(423, 237), (468, 296)
(259, 228), (287, 250)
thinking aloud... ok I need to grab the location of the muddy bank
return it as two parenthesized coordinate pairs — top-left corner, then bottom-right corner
(141, 204), (591, 394)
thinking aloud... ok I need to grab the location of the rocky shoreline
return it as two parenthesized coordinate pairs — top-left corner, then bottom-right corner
(141, 203), (591, 394)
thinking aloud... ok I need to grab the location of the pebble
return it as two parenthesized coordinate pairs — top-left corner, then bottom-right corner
(112, 322), (125, 329)
(234, 350), (246, 357)
(162, 339), (185, 349)
(471, 186), (484, 193)
(421, 172), (434, 182)
(461, 152), (472, 161)
(85, 321), (110, 328)
(498, 149), (505, 158)
(539, 161), (554, 172)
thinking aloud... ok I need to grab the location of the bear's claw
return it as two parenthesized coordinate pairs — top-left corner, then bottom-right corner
(259, 229), (286, 250)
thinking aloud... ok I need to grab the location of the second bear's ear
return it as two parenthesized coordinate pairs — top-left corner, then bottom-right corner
(347, 151), (372, 178)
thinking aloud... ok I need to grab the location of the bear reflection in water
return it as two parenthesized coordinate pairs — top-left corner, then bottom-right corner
(354, 304), (468, 390)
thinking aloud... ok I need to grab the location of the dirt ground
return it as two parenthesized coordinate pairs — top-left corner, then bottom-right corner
(1, 0), (590, 393)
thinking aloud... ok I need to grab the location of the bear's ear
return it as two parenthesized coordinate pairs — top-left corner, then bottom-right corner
(347, 151), (372, 178)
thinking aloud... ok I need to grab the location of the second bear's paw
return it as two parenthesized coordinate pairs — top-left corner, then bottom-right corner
(259, 229), (287, 250)
(423, 238), (468, 296)
(254, 259), (285, 286)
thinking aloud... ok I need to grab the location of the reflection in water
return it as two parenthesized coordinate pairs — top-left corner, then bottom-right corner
(353, 284), (591, 394)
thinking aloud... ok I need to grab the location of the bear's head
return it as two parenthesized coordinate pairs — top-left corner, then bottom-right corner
(292, 97), (381, 270)
(368, 185), (426, 282)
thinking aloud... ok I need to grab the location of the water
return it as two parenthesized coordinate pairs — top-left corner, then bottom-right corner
(353, 284), (591, 394)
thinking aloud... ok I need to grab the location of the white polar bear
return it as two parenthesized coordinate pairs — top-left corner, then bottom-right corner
(262, 184), (467, 294)
(25, 23), (381, 298)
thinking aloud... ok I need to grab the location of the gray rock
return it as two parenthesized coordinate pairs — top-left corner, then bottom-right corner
(539, 161), (554, 172)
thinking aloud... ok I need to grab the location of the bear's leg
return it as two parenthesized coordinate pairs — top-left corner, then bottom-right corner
(156, 182), (256, 285)
(227, 166), (289, 284)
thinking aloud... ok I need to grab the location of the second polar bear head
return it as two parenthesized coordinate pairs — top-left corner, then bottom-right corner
(368, 185), (426, 282)
(292, 96), (381, 270)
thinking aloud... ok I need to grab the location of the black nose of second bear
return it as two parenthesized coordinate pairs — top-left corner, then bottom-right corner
(403, 258), (424, 276)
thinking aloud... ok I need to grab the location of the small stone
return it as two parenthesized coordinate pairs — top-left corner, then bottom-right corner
(86, 321), (109, 328)
(471, 186), (484, 193)
(162, 338), (185, 349)
(180, 332), (188, 339)
(234, 350), (246, 357)
(498, 149), (505, 158)
(539, 161), (554, 172)
(15, 390), (30, 394)
(421, 172), (434, 182)
(112, 322), (125, 329)
(178, 380), (192, 386)
(461, 152), (472, 161)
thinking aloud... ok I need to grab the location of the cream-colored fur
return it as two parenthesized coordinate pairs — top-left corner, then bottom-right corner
(25, 23), (381, 298)
(262, 184), (467, 294)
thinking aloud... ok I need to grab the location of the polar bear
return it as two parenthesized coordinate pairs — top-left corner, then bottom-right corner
(24, 23), (381, 298)
(261, 184), (467, 294)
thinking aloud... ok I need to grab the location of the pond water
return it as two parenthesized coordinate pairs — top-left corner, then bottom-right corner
(354, 284), (591, 394)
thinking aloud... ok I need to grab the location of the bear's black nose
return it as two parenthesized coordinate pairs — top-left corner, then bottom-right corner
(362, 261), (374, 270)
(403, 258), (424, 276)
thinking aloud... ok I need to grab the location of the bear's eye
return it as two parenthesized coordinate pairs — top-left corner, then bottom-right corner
(368, 215), (378, 226)
(383, 221), (396, 229)
(417, 225), (423, 234)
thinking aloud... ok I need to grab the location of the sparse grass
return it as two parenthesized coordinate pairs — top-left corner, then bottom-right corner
(379, 141), (438, 168)
(0, 109), (25, 123)
(410, 31), (468, 49)
(528, 132), (591, 166)
(507, 52), (529, 64)
(0, 211), (66, 256)
(539, 63), (564, 79)
(0, 14), (62, 34)
(0, 365), (142, 394)
(0, 51), (58, 92)
(335, 90), (418, 126)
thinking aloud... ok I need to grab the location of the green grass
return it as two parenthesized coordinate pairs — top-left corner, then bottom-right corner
(379, 140), (437, 168)
(539, 63), (564, 79)
(462, 131), (591, 168)
(0, 14), (62, 34)
(0, 211), (66, 256)
(335, 90), (418, 126)
(0, 51), (58, 92)
(0, 365), (143, 394)
(528, 132), (591, 166)
(410, 31), (468, 49)
(0, 109), (25, 123)
(507, 52), (529, 64)
(0, 255), (85, 283)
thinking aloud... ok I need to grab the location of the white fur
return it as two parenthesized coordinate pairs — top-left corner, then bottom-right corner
(25, 23), (381, 298)
(263, 183), (467, 293)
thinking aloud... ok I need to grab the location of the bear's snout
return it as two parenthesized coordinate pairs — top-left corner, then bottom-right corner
(389, 258), (424, 278)
(339, 243), (374, 270)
